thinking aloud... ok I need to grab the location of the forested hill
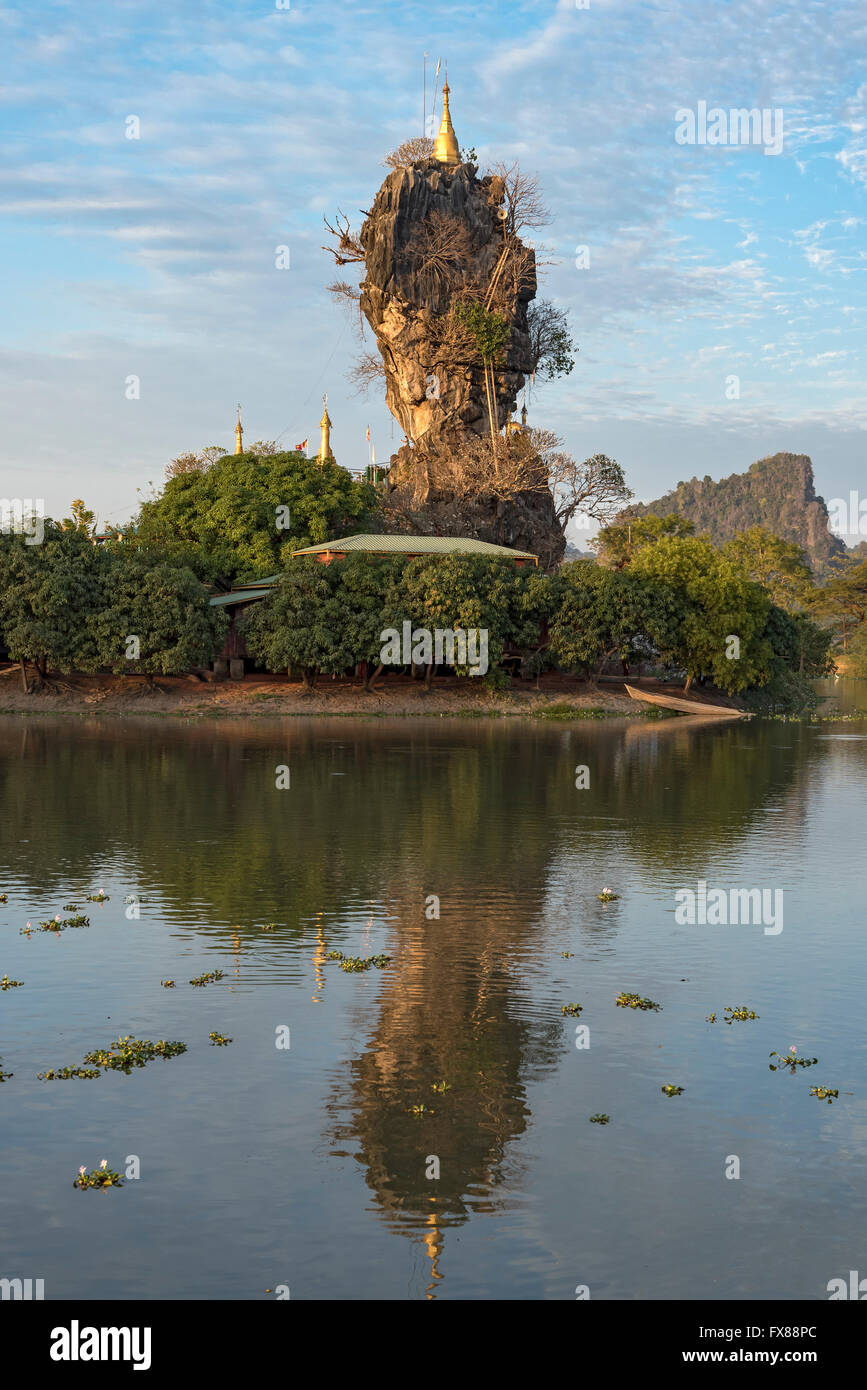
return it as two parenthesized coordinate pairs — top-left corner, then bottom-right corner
(619, 453), (847, 574)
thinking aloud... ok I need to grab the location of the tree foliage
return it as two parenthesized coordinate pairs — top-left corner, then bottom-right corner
(132, 451), (376, 586)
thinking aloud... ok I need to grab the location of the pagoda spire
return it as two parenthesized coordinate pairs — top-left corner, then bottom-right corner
(234, 405), (244, 455)
(318, 393), (334, 465)
(433, 75), (460, 164)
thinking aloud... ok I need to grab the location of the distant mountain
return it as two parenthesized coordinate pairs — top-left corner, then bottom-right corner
(619, 453), (847, 575)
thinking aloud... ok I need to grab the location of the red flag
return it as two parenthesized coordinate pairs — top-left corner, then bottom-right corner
(296, 439), (308, 452)
(366, 426), (370, 442)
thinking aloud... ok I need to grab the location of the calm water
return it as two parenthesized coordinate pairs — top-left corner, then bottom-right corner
(1, 710), (865, 1301)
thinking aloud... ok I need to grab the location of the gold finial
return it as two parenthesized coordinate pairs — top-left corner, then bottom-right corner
(234, 404), (243, 455)
(318, 392), (334, 465)
(433, 76), (460, 164)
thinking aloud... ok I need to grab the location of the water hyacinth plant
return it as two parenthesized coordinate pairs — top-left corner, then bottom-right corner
(725, 1006), (759, 1023)
(190, 970), (225, 987)
(0, 1058), (11, 1081)
(616, 992), (662, 1012)
(0, 894), (6, 903)
(37, 1066), (101, 1080)
(431, 1080), (451, 1094)
(408, 1104), (434, 1116)
(561, 1002), (583, 1016)
(809, 1086), (838, 1104)
(83, 1035), (187, 1072)
(84, 890), (110, 902)
(597, 888), (620, 902)
(74, 1159), (123, 1190)
(769, 1049), (818, 1072)
(589, 1114), (610, 1124)
(36, 914), (90, 932)
(339, 954), (390, 972)
(0, 975), (23, 990)
(161, 980), (176, 988)
(661, 1084), (684, 1097)
(208, 1032), (232, 1046)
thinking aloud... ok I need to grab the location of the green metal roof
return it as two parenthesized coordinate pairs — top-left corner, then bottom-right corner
(210, 588), (268, 607)
(291, 533), (538, 560)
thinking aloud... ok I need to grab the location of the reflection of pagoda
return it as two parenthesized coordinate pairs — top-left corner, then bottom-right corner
(322, 757), (565, 1295)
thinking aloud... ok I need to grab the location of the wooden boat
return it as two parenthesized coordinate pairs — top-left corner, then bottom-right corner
(624, 684), (751, 718)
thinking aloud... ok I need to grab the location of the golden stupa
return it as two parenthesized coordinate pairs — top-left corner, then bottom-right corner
(234, 406), (244, 455)
(433, 81), (460, 164)
(318, 395), (334, 464)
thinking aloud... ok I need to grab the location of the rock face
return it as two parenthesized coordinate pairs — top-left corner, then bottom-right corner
(620, 453), (846, 574)
(356, 158), (564, 566)
(360, 160), (532, 446)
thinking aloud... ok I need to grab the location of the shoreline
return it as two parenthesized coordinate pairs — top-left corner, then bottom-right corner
(0, 668), (859, 720)
(0, 668), (647, 719)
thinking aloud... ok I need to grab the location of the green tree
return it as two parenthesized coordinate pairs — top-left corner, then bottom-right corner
(595, 513), (696, 569)
(241, 559), (349, 688)
(809, 559), (867, 653)
(721, 527), (814, 610)
(91, 549), (227, 681)
(548, 560), (678, 677)
(630, 536), (773, 694)
(0, 524), (108, 688)
(132, 451), (376, 586)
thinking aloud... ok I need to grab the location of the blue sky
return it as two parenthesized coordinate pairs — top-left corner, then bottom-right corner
(2, 0), (866, 540)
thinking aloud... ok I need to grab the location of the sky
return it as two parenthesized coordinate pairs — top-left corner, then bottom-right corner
(1, 0), (866, 542)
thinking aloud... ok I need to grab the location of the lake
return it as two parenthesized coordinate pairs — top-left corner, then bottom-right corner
(1, 709), (865, 1300)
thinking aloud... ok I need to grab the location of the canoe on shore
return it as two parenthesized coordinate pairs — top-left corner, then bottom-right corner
(624, 684), (751, 718)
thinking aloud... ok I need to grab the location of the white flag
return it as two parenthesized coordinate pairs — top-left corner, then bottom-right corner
(436, 58), (441, 78)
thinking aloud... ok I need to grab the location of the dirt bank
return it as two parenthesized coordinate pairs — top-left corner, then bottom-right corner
(0, 667), (651, 718)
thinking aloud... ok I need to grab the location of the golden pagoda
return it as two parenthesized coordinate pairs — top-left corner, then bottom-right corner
(433, 80), (460, 164)
(234, 406), (244, 455)
(318, 395), (335, 465)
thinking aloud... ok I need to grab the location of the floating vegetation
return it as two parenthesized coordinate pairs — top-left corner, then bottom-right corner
(208, 1032), (232, 1046)
(810, 1086), (838, 1104)
(36, 914), (90, 933)
(616, 992), (661, 1012)
(0, 893), (6, 903)
(561, 1002), (583, 1016)
(0, 1058), (11, 1082)
(705, 1013), (717, 1023)
(340, 954), (391, 973)
(589, 1113), (610, 1125)
(0, 975), (22, 990)
(537, 705), (612, 721)
(74, 1160), (123, 1190)
(561, 951), (574, 958)
(430, 1080), (450, 1094)
(189, 970), (225, 987)
(83, 1035), (187, 1072)
(326, 950), (344, 960)
(661, 1084), (684, 1097)
(161, 980), (176, 988)
(37, 1066), (101, 1080)
(597, 889), (620, 902)
(85, 891), (110, 902)
(769, 1049), (817, 1072)
(62, 903), (79, 911)
(261, 923), (277, 932)
(409, 1104), (434, 1115)
(725, 1006), (759, 1024)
